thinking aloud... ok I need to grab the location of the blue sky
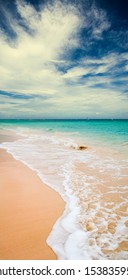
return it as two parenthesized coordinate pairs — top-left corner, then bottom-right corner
(0, 0), (128, 119)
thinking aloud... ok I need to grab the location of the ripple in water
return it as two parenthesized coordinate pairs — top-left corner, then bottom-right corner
(0, 126), (128, 259)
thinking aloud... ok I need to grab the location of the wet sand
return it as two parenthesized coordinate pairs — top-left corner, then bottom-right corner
(0, 149), (65, 260)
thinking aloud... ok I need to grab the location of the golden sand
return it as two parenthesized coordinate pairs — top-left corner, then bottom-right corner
(0, 149), (65, 260)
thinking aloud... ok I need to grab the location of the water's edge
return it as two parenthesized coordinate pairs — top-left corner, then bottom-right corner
(0, 143), (89, 260)
(0, 122), (128, 260)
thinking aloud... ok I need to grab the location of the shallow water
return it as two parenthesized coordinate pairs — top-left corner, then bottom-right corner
(0, 120), (128, 259)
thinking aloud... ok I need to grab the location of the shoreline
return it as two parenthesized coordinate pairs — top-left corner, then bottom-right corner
(0, 148), (65, 260)
(0, 125), (127, 260)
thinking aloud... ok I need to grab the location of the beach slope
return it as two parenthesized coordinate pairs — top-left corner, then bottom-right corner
(0, 149), (64, 260)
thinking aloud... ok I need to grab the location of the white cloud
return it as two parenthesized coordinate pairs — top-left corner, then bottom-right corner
(0, 0), (82, 94)
(85, 4), (110, 40)
(124, 64), (128, 71)
(0, 0), (127, 118)
(63, 66), (91, 79)
(62, 54), (116, 82)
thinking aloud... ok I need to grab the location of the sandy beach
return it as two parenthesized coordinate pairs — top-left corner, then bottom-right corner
(0, 149), (65, 260)
(0, 122), (127, 260)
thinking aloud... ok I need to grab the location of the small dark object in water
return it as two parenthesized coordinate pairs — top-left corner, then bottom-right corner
(77, 145), (88, 150)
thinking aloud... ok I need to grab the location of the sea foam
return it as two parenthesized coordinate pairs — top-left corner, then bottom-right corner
(0, 126), (128, 260)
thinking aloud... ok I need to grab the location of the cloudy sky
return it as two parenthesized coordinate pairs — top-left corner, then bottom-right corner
(0, 0), (128, 119)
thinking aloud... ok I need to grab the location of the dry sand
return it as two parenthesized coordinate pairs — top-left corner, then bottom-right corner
(0, 149), (65, 260)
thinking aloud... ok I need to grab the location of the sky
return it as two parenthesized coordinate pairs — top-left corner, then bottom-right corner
(0, 0), (128, 119)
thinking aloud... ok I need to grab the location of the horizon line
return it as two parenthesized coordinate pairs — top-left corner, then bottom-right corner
(0, 118), (128, 121)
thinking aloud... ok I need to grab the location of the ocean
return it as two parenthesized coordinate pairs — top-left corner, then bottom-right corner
(0, 119), (128, 259)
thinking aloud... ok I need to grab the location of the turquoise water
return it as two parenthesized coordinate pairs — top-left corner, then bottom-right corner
(0, 119), (128, 148)
(0, 119), (128, 260)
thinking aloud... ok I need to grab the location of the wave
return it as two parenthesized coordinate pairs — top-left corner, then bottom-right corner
(0, 126), (128, 260)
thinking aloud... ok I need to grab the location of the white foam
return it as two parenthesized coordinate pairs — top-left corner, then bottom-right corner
(0, 126), (128, 260)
